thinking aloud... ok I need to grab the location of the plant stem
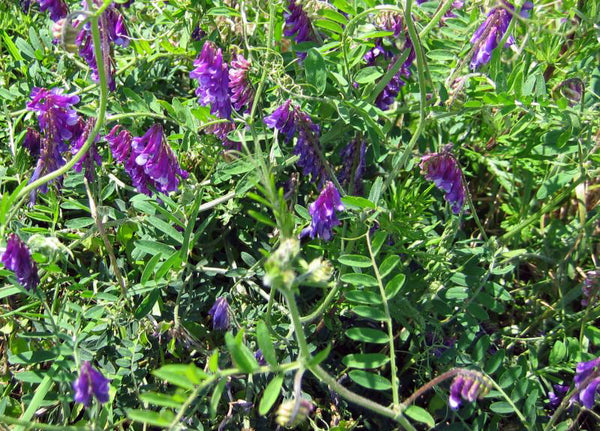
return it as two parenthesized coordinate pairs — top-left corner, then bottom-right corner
(366, 232), (400, 407)
(14, 8), (109, 210)
(418, 0), (455, 38)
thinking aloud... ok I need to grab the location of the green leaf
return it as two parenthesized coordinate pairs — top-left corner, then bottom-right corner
(338, 254), (372, 268)
(341, 196), (376, 209)
(247, 210), (276, 227)
(308, 344), (331, 366)
(345, 327), (388, 344)
(210, 379), (227, 419)
(340, 273), (378, 287)
(348, 370), (391, 390)
(305, 49), (327, 95)
(147, 216), (184, 243)
(489, 401), (514, 414)
(8, 350), (58, 365)
(141, 253), (163, 284)
(225, 331), (259, 373)
(404, 405), (435, 428)
(256, 320), (278, 366)
(314, 19), (344, 34)
(318, 9), (348, 24)
(152, 364), (207, 389)
(127, 409), (174, 427)
(352, 305), (386, 321)
(139, 392), (184, 409)
(342, 353), (389, 369)
(384, 274), (405, 300)
(379, 255), (400, 279)
(134, 289), (160, 319)
(345, 289), (382, 305)
(259, 374), (284, 415)
(354, 67), (383, 84)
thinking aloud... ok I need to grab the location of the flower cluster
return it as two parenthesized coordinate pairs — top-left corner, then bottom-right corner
(574, 356), (600, 408)
(209, 297), (230, 330)
(26, 87), (81, 203)
(73, 361), (110, 407)
(106, 124), (188, 196)
(301, 181), (344, 241)
(284, 0), (316, 58)
(190, 44), (255, 148)
(448, 371), (492, 410)
(581, 270), (599, 307)
(229, 54), (255, 113)
(76, 0), (129, 91)
(470, 1), (533, 70)
(37, 0), (68, 22)
(190, 42), (232, 120)
(420, 146), (466, 214)
(1, 234), (39, 291)
(547, 384), (569, 411)
(71, 118), (101, 182)
(338, 137), (366, 194)
(264, 100), (328, 184)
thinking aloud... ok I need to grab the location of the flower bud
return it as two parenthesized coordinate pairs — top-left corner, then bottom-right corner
(276, 398), (314, 428)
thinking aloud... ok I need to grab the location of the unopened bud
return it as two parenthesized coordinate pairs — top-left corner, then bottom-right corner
(276, 398), (314, 428)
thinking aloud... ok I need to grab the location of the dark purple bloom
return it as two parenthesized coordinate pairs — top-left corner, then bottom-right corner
(105, 125), (153, 196)
(284, 0), (315, 58)
(209, 297), (230, 330)
(363, 13), (402, 66)
(23, 128), (41, 157)
(190, 42), (232, 120)
(301, 181), (344, 241)
(206, 122), (239, 151)
(76, 1), (129, 91)
(264, 100), (296, 141)
(582, 270), (600, 307)
(37, 0), (68, 21)
(338, 138), (366, 194)
(469, 1), (532, 70)
(27, 87), (80, 145)
(73, 361), (110, 407)
(71, 118), (101, 182)
(191, 25), (205, 41)
(420, 146), (466, 214)
(374, 38), (415, 111)
(574, 357), (600, 408)
(448, 372), (491, 410)
(255, 349), (267, 366)
(294, 109), (327, 184)
(229, 54), (254, 113)
(21, 0), (33, 12)
(548, 384), (569, 410)
(131, 124), (189, 194)
(1, 234), (39, 291)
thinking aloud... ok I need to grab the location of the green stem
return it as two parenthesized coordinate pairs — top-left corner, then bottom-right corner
(14, 373), (54, 431)
(380, 0), (428, 202)
(486, 373), (529, 429)
(366, 232), (400, 407)
(14, 9), (109, 208)
(418, 0), (455, 38)
(0, 416), (89, 431)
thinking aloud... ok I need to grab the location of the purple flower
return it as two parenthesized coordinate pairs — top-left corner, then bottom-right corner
(73, 361), (110, 407)
(229, 54), (254, 113)
(469, 1), (532, 70)
(1, 234), (39, 291)
(363, 13), (402, 66)
(294, 109), (327, 184)
(190, 42), (232, 120)
(191, 25), (205, 41)
(209, 297), (230, 330)
(255, 349), (267, 366)
(448, 372), (491, 410)
(284, 0), (315, 58)
(374, 39), (415, 111)
(132, 124), (189, 194)
(301, 181), (344, 241)
(71, 118), (101, 182)
(264, 100), (296, 141)
(23, 128), (41, 157)
(105, 125), (155, 196)
(37, 0), (68, 21)
(27, 87), (80, 145)
(420, 146), (466, 214)
(582, 270), (600, 307)
(574, 357), (600, 408)
(548, 384), (569, 411)
(338, 138), (366, 194)
(205, 122), (239, 151)
(76, 1), (129, 91)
